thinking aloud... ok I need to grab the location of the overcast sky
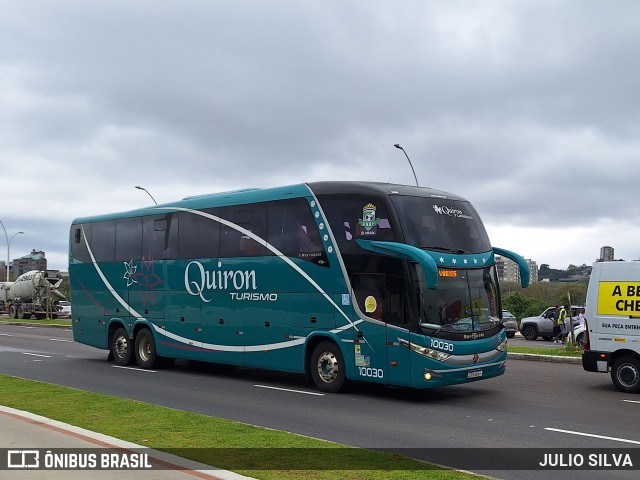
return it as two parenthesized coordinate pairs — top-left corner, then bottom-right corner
(1, 0), (639, 272)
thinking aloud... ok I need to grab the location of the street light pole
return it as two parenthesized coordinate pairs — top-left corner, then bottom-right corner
(7, 232), (24, 282)
(135, 186), (158, 205)
(0, 219), (24, 282)
(393, 144), (419, 187)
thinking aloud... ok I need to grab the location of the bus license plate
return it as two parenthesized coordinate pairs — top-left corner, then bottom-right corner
(467, 369), (483, 379)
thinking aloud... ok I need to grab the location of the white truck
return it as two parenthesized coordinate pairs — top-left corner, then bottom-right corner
(1, 270), (65, 320)
(582, 261), (640, 393)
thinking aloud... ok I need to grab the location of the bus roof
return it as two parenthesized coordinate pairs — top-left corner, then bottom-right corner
(72, 181), (468, 224)
(307, 181), (467, 201)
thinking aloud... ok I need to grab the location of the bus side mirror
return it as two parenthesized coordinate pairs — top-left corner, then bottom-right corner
(356, 240), (438, 289)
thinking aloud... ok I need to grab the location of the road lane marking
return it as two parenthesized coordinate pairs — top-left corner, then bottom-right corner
(545, 427), (640, 445)
(22, 352), (51, 358)
(49, 338), (74, 343)
(0, 333), (12, 336)
(112, 365), (157, 373)
(253, 384), (325, 396)
(622, 399), (640, 404)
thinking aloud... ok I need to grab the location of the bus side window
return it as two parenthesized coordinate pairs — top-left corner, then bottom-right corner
(220, 206), (267, 258)
(352, 273), (408, 326)
(268, 198), (327, 265)
(70, 223), (92, 263)
(115, 217), (143, 262)
(352, 273), (386, 321)
(91, 220), (116, 262)
(143, 214), (178, 260)
(177, 209), (219, 259)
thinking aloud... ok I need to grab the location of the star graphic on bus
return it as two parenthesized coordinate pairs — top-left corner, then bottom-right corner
(123, 260), (138, 287)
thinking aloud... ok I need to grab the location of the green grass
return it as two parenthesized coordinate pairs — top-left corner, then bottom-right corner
(0, 317), (71, 326)
(507, 344), (582, 357)
(0, 375), (483, 480)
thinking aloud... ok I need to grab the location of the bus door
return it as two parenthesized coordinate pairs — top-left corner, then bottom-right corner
(352, 273), (412, 386)
(351, 274), (387, 384)
(384, 275), (412, 387)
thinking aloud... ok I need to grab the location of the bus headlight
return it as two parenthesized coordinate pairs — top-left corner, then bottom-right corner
(398, 338), (451, 361)
(495, 339), (507, 352)
(413, 345), (451, 361)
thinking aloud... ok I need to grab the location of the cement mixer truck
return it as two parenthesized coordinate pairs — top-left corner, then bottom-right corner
(1, 270), (66, 319)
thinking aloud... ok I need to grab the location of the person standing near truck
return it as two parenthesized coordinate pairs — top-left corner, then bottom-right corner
(550, 305), (560, 342)
(553, 305), (567, 343)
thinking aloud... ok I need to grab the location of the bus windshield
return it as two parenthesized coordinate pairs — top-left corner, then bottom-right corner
(390, 195), (491, 254)
(415, 265), (500, 333)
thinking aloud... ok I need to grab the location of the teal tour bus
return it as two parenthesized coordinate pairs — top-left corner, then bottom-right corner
(69, 181), (528, 392)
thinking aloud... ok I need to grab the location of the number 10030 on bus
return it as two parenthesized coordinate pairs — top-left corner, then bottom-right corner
(69, 181), (528, 393)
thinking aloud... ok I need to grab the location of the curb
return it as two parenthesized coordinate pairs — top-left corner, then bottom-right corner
(0, 405), (255, 480)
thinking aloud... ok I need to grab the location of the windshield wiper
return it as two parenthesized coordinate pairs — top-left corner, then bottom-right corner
(419, 245), (470, 254)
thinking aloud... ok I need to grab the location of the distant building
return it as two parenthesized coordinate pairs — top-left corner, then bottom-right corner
(12, 249), (47, 276)
(526, 259), (539, 283)
(599, 246), (614, 262)
(495, 255), (537, 284)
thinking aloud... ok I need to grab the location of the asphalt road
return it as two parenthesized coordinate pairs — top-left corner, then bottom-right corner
(1, 323), (639, 480)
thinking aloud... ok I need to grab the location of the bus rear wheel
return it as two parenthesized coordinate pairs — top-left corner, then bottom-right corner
(111, 327), (134, 366)
(310, 341), (345, 393)
(611, 356), (640, 393)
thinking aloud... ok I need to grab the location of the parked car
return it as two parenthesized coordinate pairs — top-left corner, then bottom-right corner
(57, 300), (72, 318)
(572, 322), (586, 348)
(501, 310), (518, 338)
(519, 305), (584, 341)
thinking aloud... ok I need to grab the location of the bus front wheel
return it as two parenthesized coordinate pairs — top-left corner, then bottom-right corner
(135, 328), (173, 369)
(310, 341), (345, 393)
(111, 327), (134, 366)
(611, 356), (640, 393)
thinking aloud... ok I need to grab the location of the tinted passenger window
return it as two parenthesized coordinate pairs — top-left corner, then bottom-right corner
(115, 217), (142, 261)
(91, 220), (116, 262)
(71, 223), (92, 263)
(178, 209), (219, 259)
(143, 214), (178, 260)
(267, 198), (327, 266)
(219, 205), (267, 257)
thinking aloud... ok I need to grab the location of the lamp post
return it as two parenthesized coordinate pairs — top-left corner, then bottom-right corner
(135, 186), (158, 205)
(0, 219), (24, 282)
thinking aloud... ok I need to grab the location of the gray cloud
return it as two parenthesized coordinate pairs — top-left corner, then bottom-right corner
(1, 0), (639, 270)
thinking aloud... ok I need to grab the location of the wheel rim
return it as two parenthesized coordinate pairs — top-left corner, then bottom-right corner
(316, 351), (339, 384)
(616, 363), (640, 389)
(114, 335), (129, 359)
(524, 326), (536, 340)
(138, 335), (151, 362)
